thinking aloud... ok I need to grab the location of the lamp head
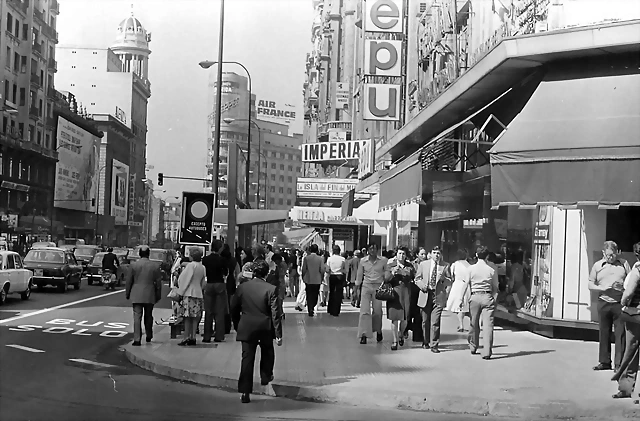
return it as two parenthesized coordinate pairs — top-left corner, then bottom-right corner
(223, 117), (235, 124)
(199, 60), (216, 69)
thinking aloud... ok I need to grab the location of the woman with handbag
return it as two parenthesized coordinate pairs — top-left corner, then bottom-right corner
(612, 249), (640, 399)
(174, 248), (206, 346)
(386, 248), (414, 350)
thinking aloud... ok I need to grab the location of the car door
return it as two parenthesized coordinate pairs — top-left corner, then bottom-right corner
(0, 255), (11, 291)
(67, 253), (81, 279)
(11, 253), (29, 291)
(5, 254), (20, 292)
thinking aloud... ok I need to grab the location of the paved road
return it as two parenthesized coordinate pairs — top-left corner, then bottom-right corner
(0, 279), (520, 421)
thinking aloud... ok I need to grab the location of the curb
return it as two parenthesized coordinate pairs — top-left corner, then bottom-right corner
(122, 346), (640, 419)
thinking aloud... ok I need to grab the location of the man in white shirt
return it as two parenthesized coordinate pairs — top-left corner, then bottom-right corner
(327, 245), (347, 317)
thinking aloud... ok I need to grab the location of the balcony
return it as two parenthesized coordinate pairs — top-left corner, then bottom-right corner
(30, 73), (42, 89)
(32, 42), (44, 58)
(46, 86), (56, 99)
(29, 106), (40, 119)
(51, 0), (60, 14)
(34, 9), (46, 25)
(42, 24), (58, 44)
(318, 120), (352, 136)
(47, 57), (57, 72)
(7, 0), (28, 16)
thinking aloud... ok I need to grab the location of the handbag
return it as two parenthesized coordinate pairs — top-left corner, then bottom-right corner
(375, 282), (397, 301)
(167, 288), (181, 302)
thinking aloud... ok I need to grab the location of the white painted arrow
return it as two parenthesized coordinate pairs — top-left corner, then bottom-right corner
(6, 344), (45, 353)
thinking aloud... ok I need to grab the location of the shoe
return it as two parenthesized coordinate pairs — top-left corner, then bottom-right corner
(132, 341), (141, 347)
(399, 338), (404, 347)
(470, 348), (478, 355)
(177, 339), (190, 346)
(214, 339), (224, 343)
(360, 335), (367, 345)
(295, 306), (303, 312)
(146, 337), (152, 343)
(261, 375), (274, 386)
(431, 347), (441, 354)
(612, 391), (631, 399)
(457, 327), (464, 333)
(188, 339), (197, 346)
(482, 355), (491, 360)
(403, 332), (409, 340)
(593, 363), (612, 371)
(202, 339), (211, 343)
(391, 343), (398, 351)
(422, 343), (430, 350)
(376, 332), (383, 343)
(241, 393), (251, 403)
(308, 312), (314, 317)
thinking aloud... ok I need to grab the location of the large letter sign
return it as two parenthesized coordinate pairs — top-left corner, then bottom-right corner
(365, 40), (403, 76)
(365, 0), (404, 33)
(364, 84), (400, 121)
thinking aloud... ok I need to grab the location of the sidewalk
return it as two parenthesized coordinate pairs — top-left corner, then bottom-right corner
(123, 299), (640, 419)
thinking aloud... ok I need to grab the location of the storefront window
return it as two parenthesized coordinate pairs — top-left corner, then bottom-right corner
(521, 206), (551, 317)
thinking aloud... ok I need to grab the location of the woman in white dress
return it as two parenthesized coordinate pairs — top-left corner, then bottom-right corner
(445, 249), (472, 332)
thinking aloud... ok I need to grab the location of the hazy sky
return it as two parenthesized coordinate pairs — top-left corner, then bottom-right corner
(57, 0), (312, 200)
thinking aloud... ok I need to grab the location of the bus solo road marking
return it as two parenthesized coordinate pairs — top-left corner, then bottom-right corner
(9, 319), (130, 338)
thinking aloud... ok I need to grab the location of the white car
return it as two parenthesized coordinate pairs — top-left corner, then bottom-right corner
(0, 251), (33, 304)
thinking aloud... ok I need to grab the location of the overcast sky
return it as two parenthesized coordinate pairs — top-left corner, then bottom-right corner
(57, 0), (312, 200)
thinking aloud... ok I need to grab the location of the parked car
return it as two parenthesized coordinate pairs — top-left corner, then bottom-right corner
(23, 248), (83, 292)
(86, 252), (126, 286)
(73, 245), (102, 271)
(0, 251), (33, 304)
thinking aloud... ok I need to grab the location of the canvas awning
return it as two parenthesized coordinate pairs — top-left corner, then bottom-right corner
(213, 209), (289, 225)
(490, 71), (640, 208)
(378, 154), (422, 211)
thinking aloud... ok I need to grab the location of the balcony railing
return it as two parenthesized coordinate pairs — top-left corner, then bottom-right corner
(318, 121), (352, 136)
(34, 9), (46, 24)
(42, 24), (58, 43)
(30, 73), (42, 89)
(47, 57), (57, 71)
(46, 86), (56, 99)
(7, 0), (28, 16)
(51, 0), (60, 14)
(29, 106), (40, 118)
(32, 42), (43, 57)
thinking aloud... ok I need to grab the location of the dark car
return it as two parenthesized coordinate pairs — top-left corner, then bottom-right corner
(86, 252), (126, 286)
(128, 248), (174, 281)
(73, 245), (102, 271)
(23, 248), (83, 292)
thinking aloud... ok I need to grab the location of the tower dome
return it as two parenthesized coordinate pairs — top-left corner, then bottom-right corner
(111, 8), (151, 81)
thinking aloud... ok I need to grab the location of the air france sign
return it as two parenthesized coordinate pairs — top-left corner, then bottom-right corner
(302, 140), (367, 163)
(364, 0), (405, 122)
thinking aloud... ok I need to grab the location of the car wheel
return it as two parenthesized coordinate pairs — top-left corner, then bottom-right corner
(36, 284), (44, 291)
(20, 282), (31, 300)
(0, 286), (7, 305)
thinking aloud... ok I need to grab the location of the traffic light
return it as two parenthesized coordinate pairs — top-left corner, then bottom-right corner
(158, 172), (164, 186)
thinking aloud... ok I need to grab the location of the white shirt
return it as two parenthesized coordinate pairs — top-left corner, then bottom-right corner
(327, 254), (346, 275)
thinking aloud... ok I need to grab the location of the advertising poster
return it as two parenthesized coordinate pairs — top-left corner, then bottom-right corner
(54, 117), (100, 212)
(524, 205), (553, 317)
(111, 159), (129, 226)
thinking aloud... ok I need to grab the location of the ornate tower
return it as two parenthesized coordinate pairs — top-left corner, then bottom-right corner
(111, 9), (152, 80)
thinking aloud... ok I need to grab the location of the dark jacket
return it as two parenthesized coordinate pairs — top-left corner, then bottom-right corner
(102, 252), (119, 272)
(231, 277), (282, 342)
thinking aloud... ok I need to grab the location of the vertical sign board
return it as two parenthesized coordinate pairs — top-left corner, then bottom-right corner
(358, 139), (375, 180)
(364, 0), (405, 122)
(179, 192), (216, 246)
(335, 82), (350, 109)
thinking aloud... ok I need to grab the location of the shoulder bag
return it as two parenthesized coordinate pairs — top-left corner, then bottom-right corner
(375, 281), (397, 301)
(168, 263), (196, 302)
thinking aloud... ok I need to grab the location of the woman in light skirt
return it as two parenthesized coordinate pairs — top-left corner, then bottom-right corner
(445, 249), (472, 332)
(387, 247), (414, 350)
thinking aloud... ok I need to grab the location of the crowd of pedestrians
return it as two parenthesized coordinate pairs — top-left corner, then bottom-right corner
(146, 237), (640, 404)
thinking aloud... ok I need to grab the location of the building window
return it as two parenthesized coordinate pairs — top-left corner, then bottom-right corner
(26, 164), (30, 181)
(296, 166), (301, 173)
(36, 130), (41, 145)
(286, 199), (292, 206)
(278, 198), (284, 205)
(19, 88), (25, 106)
(18, 160), (23, 180)
(22, 24), (28, 41)
(18, 123), (24, 139)
(288, 165), (293, 171)
(28, 125), (34, 142)
(270, 198), (275, 205)
(287, 176), (293, 182)
(279, 175), (284, 182)
(262, 161), (267, 168)
(8, 158), (13, 178)
(270, 174), (275, 181)
(287, 188), (292, 194)
(270, 186), (275, 193)
(5, 47), (10, 68)
(45, 133), (50, 149)
(271, 163), (276, 169)
(280, 164), (284, 170)
(278, 187), (284, 194)
(6, 13), (13, 33)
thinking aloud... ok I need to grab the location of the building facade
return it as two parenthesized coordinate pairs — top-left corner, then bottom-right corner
(54, 12), (152, 246)
(205, 71), (302, 242)
(350, 0), (640, 336)
(0, 0), (60, 249)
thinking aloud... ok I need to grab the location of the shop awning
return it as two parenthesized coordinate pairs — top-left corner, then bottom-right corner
(490, 72), (640, 207)
(213, 209), (289, 225)
(379, 154), (422, 211)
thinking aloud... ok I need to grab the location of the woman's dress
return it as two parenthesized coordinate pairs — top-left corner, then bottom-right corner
(445, 260), (471, 313)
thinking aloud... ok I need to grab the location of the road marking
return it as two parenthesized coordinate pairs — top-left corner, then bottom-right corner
(0, 289), (125, 325)
(6, 344), (45, 353)
(69, 358), (116, 368)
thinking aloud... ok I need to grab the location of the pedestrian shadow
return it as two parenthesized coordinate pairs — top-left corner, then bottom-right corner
(490, 349), (555, 360)
(440, 343), (508, 352)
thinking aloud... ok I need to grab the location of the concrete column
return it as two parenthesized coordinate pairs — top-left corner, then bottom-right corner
(227, 143), (238, 249)
(388, 208), (398, 249)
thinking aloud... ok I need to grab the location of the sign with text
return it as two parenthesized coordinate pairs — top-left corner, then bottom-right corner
(364, 84), (400, 121)
(256, 99), (296, 122)
(54, 117), (100, 212)
(335, 82), (350, 109)
(179, 191), (216, 245)
(328, 131), (347, 143)
(364, 40), (403, 76)
(302, 140), (364, 163)
(297, 178), (359, 199)
(365, 0), (404, 33)
(110, 159), (129, 226)
(358, 139), (375, 179)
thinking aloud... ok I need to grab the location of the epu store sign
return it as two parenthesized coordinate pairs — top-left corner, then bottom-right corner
(363, 0), (405, 122)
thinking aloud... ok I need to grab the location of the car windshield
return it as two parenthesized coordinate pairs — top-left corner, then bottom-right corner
(75, 247), (97, 256)
(25, 250), (65, 263)
(92, 254), (105, 265)
(149, 251), (165, 261)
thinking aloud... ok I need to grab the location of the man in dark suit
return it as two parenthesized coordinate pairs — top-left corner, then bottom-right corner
(125, 245), (163, 346)
(231, 261), (283, 404)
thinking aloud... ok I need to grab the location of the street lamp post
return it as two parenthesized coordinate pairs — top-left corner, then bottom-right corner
(200, 61), (253, 206)
(94, 164), (109, 244)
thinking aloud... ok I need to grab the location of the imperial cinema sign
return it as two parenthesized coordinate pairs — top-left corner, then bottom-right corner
(364, 0), (405, 121)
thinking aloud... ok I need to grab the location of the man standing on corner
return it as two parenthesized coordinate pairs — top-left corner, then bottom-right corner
(301, 244), (324, 317)
(202, 239), (229, 343)
(462, 245), (499, 360)
(125, 245), (163, 346)
(231, 261), (283, 404)
(589, 240), (630, 371)
(415, 246), (451, 353)
(356, 243), (390, 344)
